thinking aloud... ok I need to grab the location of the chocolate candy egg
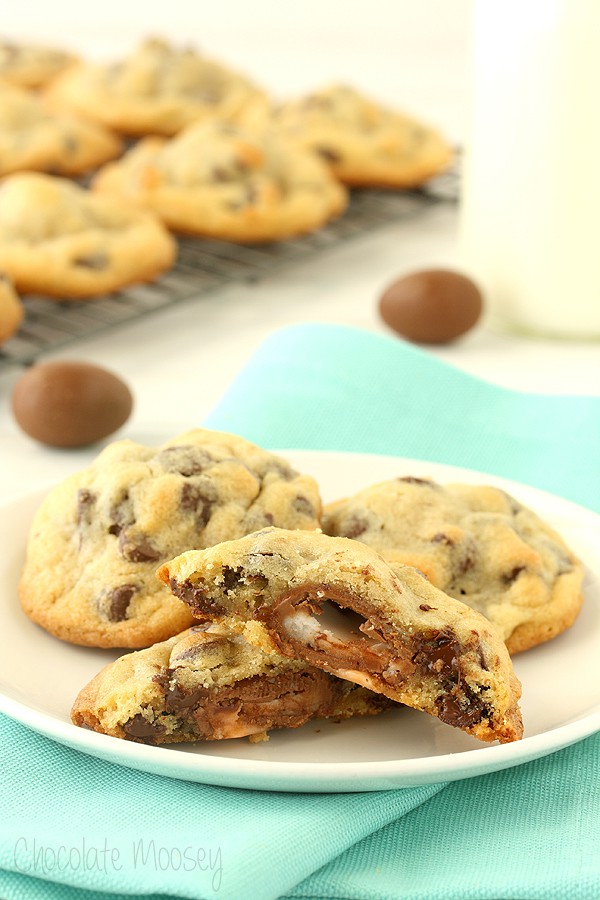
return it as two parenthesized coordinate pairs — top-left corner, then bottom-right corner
(378, 269), (483, 344)
(12, 360), (133, 448)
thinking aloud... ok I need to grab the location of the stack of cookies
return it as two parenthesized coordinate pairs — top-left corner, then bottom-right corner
(0, 35), (453, 340)
(18, 428), (584, 748)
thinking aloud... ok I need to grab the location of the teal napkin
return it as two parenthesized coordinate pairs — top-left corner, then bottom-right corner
(2, 322), (599, 900)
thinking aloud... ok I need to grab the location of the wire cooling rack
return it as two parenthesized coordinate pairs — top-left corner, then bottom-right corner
(0, 166), (458, 370)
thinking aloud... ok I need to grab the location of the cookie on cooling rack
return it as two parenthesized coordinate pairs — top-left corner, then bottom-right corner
(72, 622), (391, 744)
(0, 272), (23, 342)
(0, 81), (122, 177)
(159, 527), (523, 744)
(19, 429), (322, 648)
(0, 38), (76, 89)
(265, 83), (452, 189)
(322, 477), (584, 654)
(92, 118), (348, 242)
(46, 36), (266, 137)
(0, 172), (176, 298)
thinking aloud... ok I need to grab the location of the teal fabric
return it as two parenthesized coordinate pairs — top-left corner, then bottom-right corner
(2, 322), (599, 900)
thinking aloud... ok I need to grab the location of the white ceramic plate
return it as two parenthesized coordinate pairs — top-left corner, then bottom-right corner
(1, 450), (599, 793)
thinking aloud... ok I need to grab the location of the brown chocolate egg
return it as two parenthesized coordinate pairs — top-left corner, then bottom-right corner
(378, 269), (483, 344)
(12, 360), (133, 448)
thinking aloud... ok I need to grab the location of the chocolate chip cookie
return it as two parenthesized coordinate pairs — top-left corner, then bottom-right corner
(0, 81), (122, 177)
(267, 83), (452, 188)
(0, 38), (76, 88)
(72, 623), (391, 744)
(159, 528), (523, 744)
(46, 37), (266, 137)
(0, 172), (176, 298)
(322, 478), (584, 654)
(92, 119), (347, 242)
(19, 430), (323, 648)
(0, 272), (23, 342)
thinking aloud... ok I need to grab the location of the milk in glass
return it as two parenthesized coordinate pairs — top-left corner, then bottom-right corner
(460, 0), (600, 338)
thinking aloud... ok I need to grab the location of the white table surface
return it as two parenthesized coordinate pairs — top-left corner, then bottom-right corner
(1, 2), (598, 504)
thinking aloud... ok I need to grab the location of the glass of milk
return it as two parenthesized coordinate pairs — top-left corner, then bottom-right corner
(459, 0), (600, 339)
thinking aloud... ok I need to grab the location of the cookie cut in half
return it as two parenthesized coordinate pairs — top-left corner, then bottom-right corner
(0, 81), (123, 177)
(72, 623), (391, 744)
(19, 429), (322, 648)
(0, 172), (175, 299)
(158, 528), (523, 744)
(322, 477), (584, 654)
(46, 37), (266, 137)
(268, 83), (452, 189)
(92, 119), (348, 242)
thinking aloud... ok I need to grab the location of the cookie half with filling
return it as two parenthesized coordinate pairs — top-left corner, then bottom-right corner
(158, 528), (523, 744)
(72, 623), (391, 744)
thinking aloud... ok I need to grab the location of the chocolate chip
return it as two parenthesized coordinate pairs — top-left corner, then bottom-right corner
(477, 647), (489, 671)
(460, 554), (475, 574)
(163, 680), (208, 714)
(339, 515), (369, 539)
(260, 460), (296, 482)
(435, 690), (490, 729)
(156, 445), (213, 476)
(556, 554), (574, 575)
(245, 511), (275, 529)
(106, 584), (137, 622)
(170, 641), (218, 662)
(412, 629), (491, 728)
(419, 604), (435, 611)
(245, 185), (258, 206)
(76, 488), (96, 525)
(122, 713), (165, 742)
(107, 492), (132, 536)
(118, 530), (161, 563)
(412, 630), (460, 677)
(398, 476), (434, 486)
(170, 577), (226, 618)
(72, 252), (109, 270)
(221, 566), (244, 592)
(63, 134), (79, 154)
(458, 540), (477, 574)
(292, 495), (315, 518)
(316, 146), (342, 163)
(180, 482), (217, 529)
(431, 532), (453, 546)
(211, 167), (231, 182)
(234, 157), (250, 174)
(502, 565), (527, 585)
(503, 492), (523, 515)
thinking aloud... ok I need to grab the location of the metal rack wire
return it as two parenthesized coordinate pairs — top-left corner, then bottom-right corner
(0, 166), (459, 370)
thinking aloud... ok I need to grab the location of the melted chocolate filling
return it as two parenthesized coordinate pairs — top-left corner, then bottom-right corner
(255, 585), (491, 729)
(120, 669), (351, 743)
